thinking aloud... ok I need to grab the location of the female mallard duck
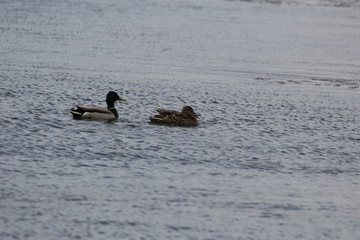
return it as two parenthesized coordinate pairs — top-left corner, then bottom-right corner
(70, 91), (126, 121)
(149, 106), (200, 127)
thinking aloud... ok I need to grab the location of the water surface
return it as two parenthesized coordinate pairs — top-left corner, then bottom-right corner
(1, 0), (359, 239)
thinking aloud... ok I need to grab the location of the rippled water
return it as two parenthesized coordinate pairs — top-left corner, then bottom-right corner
(1, 0), (360, 239)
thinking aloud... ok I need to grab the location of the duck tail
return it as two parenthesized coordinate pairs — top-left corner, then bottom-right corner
(70, 107), (84, 119)
(149, 116), (165, 124)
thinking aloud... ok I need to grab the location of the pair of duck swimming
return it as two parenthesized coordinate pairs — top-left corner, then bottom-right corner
(70, 91), (200, 127)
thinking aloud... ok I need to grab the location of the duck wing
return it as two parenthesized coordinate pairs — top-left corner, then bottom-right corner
(150, 114), (177, 124)
(75, 105), (112, 114)
(156, 108), (182, 116)
(150, 114), (198, 126)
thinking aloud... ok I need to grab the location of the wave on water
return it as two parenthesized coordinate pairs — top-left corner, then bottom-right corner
(226, 0), (360, 8)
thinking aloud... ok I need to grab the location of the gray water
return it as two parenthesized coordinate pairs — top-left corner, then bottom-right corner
(1, 0), (360, 239)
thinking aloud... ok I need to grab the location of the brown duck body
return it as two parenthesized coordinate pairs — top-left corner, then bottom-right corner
(149, 106), (199, 127)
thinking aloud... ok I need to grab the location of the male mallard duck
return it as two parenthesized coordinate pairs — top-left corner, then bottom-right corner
(70, 91), (126, 121)
(149, 106), (200, 127)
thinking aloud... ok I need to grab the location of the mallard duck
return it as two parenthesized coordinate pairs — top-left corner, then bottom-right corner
(149, 106), (200, 127)
(70, 91), (126, 120)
